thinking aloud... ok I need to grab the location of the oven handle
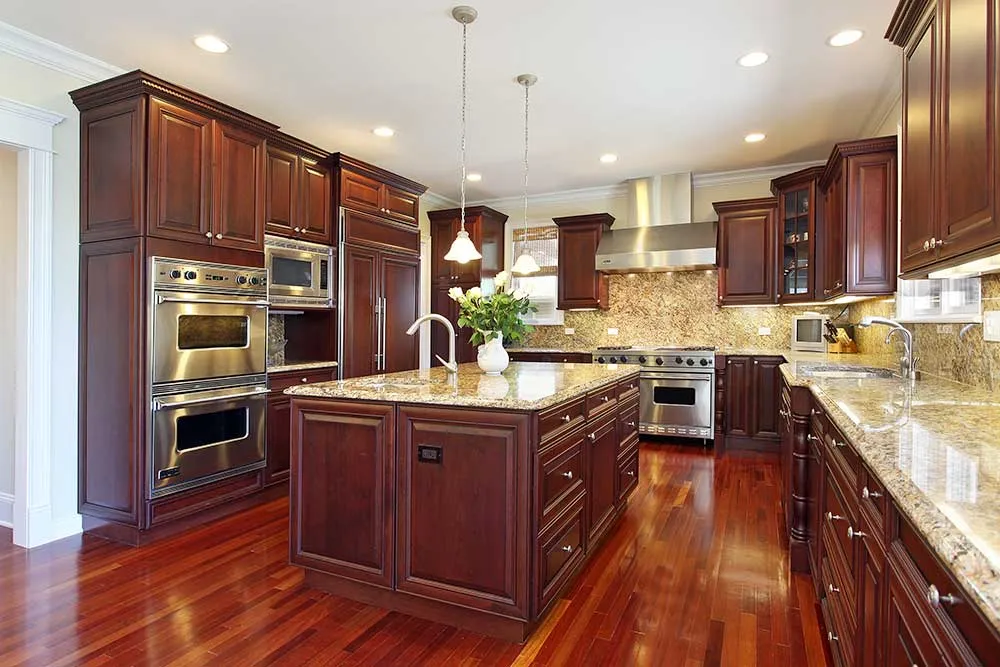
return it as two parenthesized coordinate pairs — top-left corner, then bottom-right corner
(155, 295), (270, 308)
(152, 387), (269, 411)
(640, 373), (713, 382)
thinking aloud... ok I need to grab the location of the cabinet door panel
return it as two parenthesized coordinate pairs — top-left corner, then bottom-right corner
(290, 400), (394, 588)
(265, 146), (297, 236)
(717, 205), (776, 305)
(558, 225), (607, 310)
(381, 253), (420, 373)
(431, 283), (478, 365)
(824, 172), (846, 297)
(213, 123), (265, 251)
(265, 396), (291, 485)
(886, 567), (940, 667)
(750, 357), (782, 440)
(300, 160), (332, 244)
(383, 185), (418, 225)
(586, 415), (619, 547)
(147, 98), (212, 242)
(430, 219), (459, 284)
(847, 153), (897, 295)
(341, 245), (379, 379)
(901, 14), (939, 272)
(396, 407), (530, 619)
(859, 535), (885, 667)
(341, 170), (382, 215)
(724, 356), (751, 437)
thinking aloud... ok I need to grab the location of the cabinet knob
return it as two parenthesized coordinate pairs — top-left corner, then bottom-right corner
(562, 471), (574, 480)
(826, 512), (844, 523)
(832, 439), (846, 449)
(561, 414), (572, 423)
(561, 545), (574, 553)
(835, 281), (842, 288)
(828, 631), (839, 642)
(926, 584), (960, 608)
(205, 232), (213, 238)
(627, 470), (636, 477)
(847, 526), (866, 540)
(600, 395), (609, 403)
(626, 421), (636, 428)
(828, 583), (840, 594)
(935, 238), (945, 249)
(823, 289), (831, 295)
(588, 432), (597, 442)
(294, 227), (301, 233)
(923, 239), (931, 251)
(862, 486), (882, 500)
(807, 434), (821, 443)
(215, 233), (223, 239)
(301, 377), (308, 383)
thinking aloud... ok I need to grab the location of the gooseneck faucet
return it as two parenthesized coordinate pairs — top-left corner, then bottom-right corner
(858, 316), (918, 380)
(406, 314), (459, 374)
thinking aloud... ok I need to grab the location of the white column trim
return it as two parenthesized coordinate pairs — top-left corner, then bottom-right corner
(0, 95), (72, 547)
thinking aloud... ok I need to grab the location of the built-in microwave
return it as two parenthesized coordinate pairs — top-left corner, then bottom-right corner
(791, 315), (828, 352)
(264, 235), (333, 308)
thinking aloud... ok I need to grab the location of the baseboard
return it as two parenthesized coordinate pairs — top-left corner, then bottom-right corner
(0, 492), (12, 528)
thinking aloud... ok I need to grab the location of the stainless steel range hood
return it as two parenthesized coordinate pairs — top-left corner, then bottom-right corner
(595, 173), (717, 273)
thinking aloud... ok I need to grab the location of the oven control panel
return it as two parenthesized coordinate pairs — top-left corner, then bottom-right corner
(152, 258), (268, 296)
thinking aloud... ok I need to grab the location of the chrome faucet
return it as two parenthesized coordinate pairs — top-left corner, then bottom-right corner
(406, 314), (459, 374)
(859, 316), (918, 380)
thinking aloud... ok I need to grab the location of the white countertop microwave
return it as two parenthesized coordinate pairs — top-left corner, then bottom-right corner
(791, 315), (828, 352)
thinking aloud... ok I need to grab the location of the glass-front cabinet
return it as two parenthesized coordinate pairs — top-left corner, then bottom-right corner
(770, 166), (824, 303)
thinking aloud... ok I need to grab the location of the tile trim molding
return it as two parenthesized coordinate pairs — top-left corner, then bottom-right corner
(0, 20), (124, 83)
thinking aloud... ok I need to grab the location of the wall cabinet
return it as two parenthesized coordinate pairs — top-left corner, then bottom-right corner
(553, 213), (613, 310)
(819, 136), (898, 299)
(717, 354), (784, 453)
(714, 198), (779, 305)
(771, 167), (825, 303)
(265, 140), (333, 244)
(890, 0), (1000, 276)
(333, 154), (424, 226)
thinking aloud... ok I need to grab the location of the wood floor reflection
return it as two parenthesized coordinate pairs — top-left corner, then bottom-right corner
(0, 443), (826, 666)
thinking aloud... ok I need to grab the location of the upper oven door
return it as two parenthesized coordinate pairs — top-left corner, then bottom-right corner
(266, 246), (327, 299)
(152, 291), (268, 385)
(640, 372), (714, 430)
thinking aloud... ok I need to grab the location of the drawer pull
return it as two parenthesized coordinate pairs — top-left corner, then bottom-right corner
(561, 414), (572, 423)
(561, 545), (574, 553)
(832, 439), (846, 448)
(215, 233), (223, 239)
(301, 377), (308, 383)
(811, 408), (819, 416)
(779, 409), (790, 418)
(862, 486), (882, 500)
(923, 239), (931, 251)
(828, 631), (839, 642)
(826, 512), (845, 523)
(807, 434), (821, 443)
(205, 232), (213, 238)
(626, 421), (636, 428)
(562, 471), (574, 480)
(588, 432), (597, 442)
(600, 396), (610, 403)
(828, 583), (840, 594)
(626, 470), (636, 477)
(847, 526), (866, 540)
(926, 584), (960, 608)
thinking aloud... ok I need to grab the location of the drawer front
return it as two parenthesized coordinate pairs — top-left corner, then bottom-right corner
(858, 466), (887, 537)
(823, 418), (860, 490)
(539, 432), (586, 528)
(823, 464), (858, 581)
(538, 502), (586, 610)
(586, 384), (618, 416)
(820, 599), (849, 667)
(822, 589), (855, 667)
(618, 401), (639, 441)
(268, 369), (337, 393)
(617, 376), (639, 401)
(539, 396), (586, 446)
(619, 430), (639, 460)
(618, 453), (639, 503)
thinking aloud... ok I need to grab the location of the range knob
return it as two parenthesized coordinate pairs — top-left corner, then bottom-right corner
(655, 357), (664, 365)
(169, 269), (182, 279)
(597, 356), (606, 364)
(236, 275), (248, 285)
(686, 358), (695, 366)
(700, 358), (709, 366)
(675, 356), (683, 364)
(638, 356), (647, 364)
(183, 270), (197, 280)
(249, 276), (260, 286)
(613, 356), (624, 363)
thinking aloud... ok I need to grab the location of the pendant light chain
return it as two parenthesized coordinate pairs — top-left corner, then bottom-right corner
(522, 78), (529, 236)
(459, 20), (468, 233)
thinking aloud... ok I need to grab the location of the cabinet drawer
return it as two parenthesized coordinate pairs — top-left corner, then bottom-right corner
(538, 501), (585, 611)
(618, 431), (639, 460)
(858, 466), (887, 538)
(268, 368), (337, 393)
(823, 463), (858, 583)
(538, 432), (586, 529)
(586, 385), (618, 416)
(618, 453), (639, 503)
(538, 396), (586, 446)
(821, 595), (853, 667)
(617, 376), (639, 401)
(823, 417), (860, 490)
(618, 401), (639, 442)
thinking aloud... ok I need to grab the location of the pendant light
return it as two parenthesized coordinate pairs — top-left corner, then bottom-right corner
(511, 73), (541, 275)
(443, 5), (483, 264)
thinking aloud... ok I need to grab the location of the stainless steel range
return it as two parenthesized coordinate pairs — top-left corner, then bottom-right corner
(594, 346), (716, 439)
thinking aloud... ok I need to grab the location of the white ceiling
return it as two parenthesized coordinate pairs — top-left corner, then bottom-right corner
(1, 0), (901, 200)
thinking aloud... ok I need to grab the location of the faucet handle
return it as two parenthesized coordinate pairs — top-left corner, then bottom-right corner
(435, 354), (458, 372)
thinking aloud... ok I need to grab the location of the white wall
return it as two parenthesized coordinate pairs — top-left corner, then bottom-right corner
(0, 52), (88, 532)
(0, 146), (16, 525)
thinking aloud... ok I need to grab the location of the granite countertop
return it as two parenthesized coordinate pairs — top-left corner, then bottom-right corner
(285, 361), (637, 411)
(780, 357), (1000, 632)
(268, 360), (340, 374)
(506, 347), (594, 355)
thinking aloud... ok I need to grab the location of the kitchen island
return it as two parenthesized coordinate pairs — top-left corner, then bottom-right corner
(284, 362), (640, 641)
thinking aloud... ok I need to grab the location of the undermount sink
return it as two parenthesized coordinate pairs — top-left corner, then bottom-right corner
(799, 365), (897, 380)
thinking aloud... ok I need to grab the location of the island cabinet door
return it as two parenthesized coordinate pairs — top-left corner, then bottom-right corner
(289, 400), (395, 589)
(395, 406), (532, 620)
(586, 413), (619, 550)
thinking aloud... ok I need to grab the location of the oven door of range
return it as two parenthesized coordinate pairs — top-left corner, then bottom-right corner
(152, 291), (268, 385)
(150, 384), (268, 497)
(639, 371), (714, 437)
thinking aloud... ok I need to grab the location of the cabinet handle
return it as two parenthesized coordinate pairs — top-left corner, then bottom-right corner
(828, 631), (839, 642)
(627, 470), (636, 477)
(823, 288), (831, 295)
(926, 584), (960, 608)
(754, 360), (759, 365)
(779, 408), (790, 418)
(811, 408), (819, 416)
(862, 486), (882, 500)
(294, 227), (301, 233)
(929, 237), (936, 250)
(561, 545), (574, 553)
(215, 233), (223, 239)
(832, 439), (846, 449)
(205, 232), (213, 238)
(807, 434), (821, 443)
(301, 377), (308, 383)
(935, 238), (945, 249)
(588, 432), (597, 442)
(847, 526), (866, 540)
(561, 414), (572, 423)
(600, 396), (610, 403)
(626, 421), (636, 428)
(828, 583), (840, 594)
(923, 239), (931, 251)
(826, 512), (844, 522)
(835, 281), (842, 288)
(562, 471), (574, 480)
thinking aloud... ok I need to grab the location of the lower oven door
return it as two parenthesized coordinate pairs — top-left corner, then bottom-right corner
(150, 384), (268, 498)
(152, 291), (268, 384)
(640, 372), (714, 438)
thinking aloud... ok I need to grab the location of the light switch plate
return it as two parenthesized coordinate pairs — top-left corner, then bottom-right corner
(564, 328), (575, 335)
(984, 311), (1000, 342)
(937, 324), (954, 334)
(608, 328), (619, 336)
(758, 326), (772, 336)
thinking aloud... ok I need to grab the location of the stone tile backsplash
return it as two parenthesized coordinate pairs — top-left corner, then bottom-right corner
(267, 315), (286, 368)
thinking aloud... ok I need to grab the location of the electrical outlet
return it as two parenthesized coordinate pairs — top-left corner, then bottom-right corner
(758, 326), (772, 336)
(984, 311), (1000, 342)
(937, 324), (954, 334)
(608, 328), (619, 336)
(564, 328), (575, 335)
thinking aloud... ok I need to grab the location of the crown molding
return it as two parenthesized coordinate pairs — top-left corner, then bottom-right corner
(421, 190), (460, 211)
(692, 160), (827, 188)
(0, 20), (124, 83)
(0, 97), (65, 126)
(469, 183), (626, 210)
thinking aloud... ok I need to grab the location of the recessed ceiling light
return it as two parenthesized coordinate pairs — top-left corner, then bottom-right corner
(600, 154), (618, 164)
(738, 51), (769, 67)
(372, 126), (395, 138)
(193, 35), (230, 53)
(828, 29), (864, 47)
(745, 132), (766, 143)
(466, 173), (482, 182)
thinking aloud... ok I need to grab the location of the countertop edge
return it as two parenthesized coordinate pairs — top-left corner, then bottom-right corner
(268, 361), (340, 374)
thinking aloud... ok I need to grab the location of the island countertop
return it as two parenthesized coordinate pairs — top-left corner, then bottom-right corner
(285, 361), (638, 411)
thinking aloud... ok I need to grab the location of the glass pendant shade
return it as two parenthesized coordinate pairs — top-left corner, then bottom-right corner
(511, 252), (540, 275)
(443, 229), (482, 263)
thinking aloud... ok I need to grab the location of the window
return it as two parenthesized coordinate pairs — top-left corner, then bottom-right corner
(896, 277), (981, 322)
(510, 225), (563, 326)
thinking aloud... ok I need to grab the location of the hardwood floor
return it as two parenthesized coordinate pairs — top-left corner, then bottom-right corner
(0, 443), (827, 666)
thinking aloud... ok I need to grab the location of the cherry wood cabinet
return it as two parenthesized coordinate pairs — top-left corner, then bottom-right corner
(890, 0), (1000, 276)
(265, 368), (339, 487)
(714, 198), (778, 306)
(717, 354), (783, 453)
(585, 413), (619, 549)
(553, 213), (613, 311)
(771, 167), (825, 303)
(265, 140), (333, 245)
(380, 253), (421, 373)
(430, 283), (478, 365)
(819, 137), (898, 299)
(265, 144), (298, 237)
(331, 154), (425, 226)
(213, 122), (266, 251)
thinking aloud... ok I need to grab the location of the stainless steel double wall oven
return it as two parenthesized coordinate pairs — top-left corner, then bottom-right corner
(148, 257), (269, 497)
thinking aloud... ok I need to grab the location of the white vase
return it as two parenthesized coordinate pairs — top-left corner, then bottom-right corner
(477, 331), (509, 375)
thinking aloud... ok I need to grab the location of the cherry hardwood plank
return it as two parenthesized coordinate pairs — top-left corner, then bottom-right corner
(0, 444), (826, 666)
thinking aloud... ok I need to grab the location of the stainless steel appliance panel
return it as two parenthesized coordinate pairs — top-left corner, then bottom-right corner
(150, 383), (267, 497)
(639, 371), (714, 438)
(265, 235), (332, 308)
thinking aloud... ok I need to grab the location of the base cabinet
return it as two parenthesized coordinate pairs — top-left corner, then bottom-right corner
(718, 354), (785, 454)
(586, 414), (619, 548)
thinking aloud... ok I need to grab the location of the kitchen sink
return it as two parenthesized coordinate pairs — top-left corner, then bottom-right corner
(798, 365), (897, 380)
